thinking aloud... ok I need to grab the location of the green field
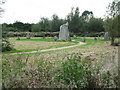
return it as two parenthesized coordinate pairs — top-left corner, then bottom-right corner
(2, 37), (119, 88)
(4, 37), (106, 54)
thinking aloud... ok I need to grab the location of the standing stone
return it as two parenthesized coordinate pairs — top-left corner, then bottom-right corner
(94, 37), (97, 41)
(82, 37), (86, 42)
(73, 35), (77, 39)
(59, 22), (70, 41)
(26, 33), (31, 39)
(97, 36), (100, 40)
(104, 32), (109, 40)
(54, 36), (58, 41)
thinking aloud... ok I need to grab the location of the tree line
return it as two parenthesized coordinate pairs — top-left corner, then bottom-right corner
(2, 9), (105, 35)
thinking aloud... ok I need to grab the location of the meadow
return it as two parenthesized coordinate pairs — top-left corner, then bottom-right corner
(2, 37), (119, 88)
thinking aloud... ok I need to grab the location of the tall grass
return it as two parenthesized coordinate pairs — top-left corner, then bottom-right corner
(2, 52), (119, 88)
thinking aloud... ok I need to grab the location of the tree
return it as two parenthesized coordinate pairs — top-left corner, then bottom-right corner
(67, 7), (82, 34)
(39, 17), (51, 32)
(1, 2), (14, 52)
(2, 23), (16, 32)
(82, 10), (93, 22)
(88, 18), (104, 32)
(51, 14), (64, 32)
(24, 23), (32, 32)
(104, 0), (120, 45)
(31, 24), (41, 32)
(13, 21), (24, 32)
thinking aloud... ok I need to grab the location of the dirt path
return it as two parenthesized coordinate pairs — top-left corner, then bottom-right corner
(5, 42), (86, 55)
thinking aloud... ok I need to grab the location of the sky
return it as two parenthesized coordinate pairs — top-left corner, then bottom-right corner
(0, 0), (113, 24)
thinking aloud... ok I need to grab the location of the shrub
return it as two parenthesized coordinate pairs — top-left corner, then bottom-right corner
(56, 53), (119, 88)
(2, 31), (14, 52)
(56, 53), (92, 88)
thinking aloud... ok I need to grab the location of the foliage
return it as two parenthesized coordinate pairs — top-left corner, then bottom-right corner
(39, 17), (51, 32)
(2, 22), (32, 32)
(2, 55), (29, 88)
(13, 21), (24, 32)
(104, 17), (118, 37)
(2, 30), (14, 52)
(104, 0), (120, 45)
(2, 8), (105, 34)
(51, 14), (65, 32)
(82, 10), (93, 22)
(67, 7), (82, 33)
(57, 53), (91, 88)
(31, 24), (40, 32)
(88, 18), (104, 32)
(2, 54), (55, 88)
(1, 6), (14, 52)
(2, 51), (119, 88)
(2, 38), (13, 52)
(56, 53), (119, 88)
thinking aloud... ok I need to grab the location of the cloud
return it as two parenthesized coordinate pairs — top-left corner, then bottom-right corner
(1, 0), (113, 23)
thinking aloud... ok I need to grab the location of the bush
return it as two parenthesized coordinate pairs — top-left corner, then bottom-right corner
(2, 53), (119, 88)
(56, 53), (119, 88)
(2, 31), (14, 52)
(2, 39), (13, 52)
(56, 53), (92, 88)
(7, 32), (59, 37)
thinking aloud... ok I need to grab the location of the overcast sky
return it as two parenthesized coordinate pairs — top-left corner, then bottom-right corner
(0, 0), (113, 24)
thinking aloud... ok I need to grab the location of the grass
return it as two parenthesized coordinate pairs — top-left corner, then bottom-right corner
(2, 37), (118, 88)
(17, 38), (55, 42)
(3, 37), (80, 54)
(7, 38), (107, 56)
(2, 50), (119, 88)
(3, 37), (109, 55)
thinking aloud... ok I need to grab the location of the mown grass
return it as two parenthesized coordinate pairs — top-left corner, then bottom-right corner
(3, 38), (79, 54)
(3, 38), (78, 53)
(3, 38), (107, 55)
(20, 38), (107, 56)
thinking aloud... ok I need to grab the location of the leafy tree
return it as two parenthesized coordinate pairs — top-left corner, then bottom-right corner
(2, 22), (32, 32)
(2, 23), (16, 32)
(82, 10), (93, 22)
(13, 21), (24, 32)
(104, 0), (120, 45)
(67, 7), (82, 34)
(39, 17), (51, 32)
(31, 24), (41, 32)
(88, 18), (104, 32)
(24, 23), (32, 32)
(51, 14), (64, 32)
(79, 16), (89, 34)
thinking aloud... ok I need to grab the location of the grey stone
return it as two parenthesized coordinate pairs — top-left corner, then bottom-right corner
(94, 37), (97, 41)
(82, 37), (85, 42)
(26, 33), (31, 39)
(54, 36), (58, 41)
(73, 35), (77, 39)
(104, 32), (109, 40)
(59, 22), (70, 41)
(97, 36), (100, 39)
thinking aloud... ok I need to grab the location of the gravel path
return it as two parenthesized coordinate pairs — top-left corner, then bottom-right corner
(5, 42), (86, 55)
